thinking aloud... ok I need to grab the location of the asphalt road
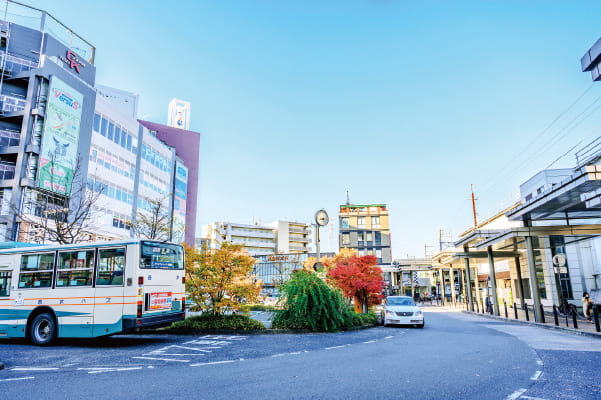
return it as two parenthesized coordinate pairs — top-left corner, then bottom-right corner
(1, 309), (600, 399)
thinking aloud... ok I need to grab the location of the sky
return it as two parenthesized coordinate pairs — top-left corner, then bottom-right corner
(15, 0), (601, 256)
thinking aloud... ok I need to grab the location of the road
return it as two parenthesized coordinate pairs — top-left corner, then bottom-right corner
(1, 309), (600, 399)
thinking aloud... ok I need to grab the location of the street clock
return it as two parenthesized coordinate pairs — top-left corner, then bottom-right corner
(315, 209), (329, 226)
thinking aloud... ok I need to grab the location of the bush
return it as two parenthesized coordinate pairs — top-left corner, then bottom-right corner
(271, 270), (356, 332)
(171, 313), (266, 331)
(239, 304), (278, 313)
(351, 311), (379, 326)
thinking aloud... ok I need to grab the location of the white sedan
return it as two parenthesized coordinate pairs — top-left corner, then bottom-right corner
(383, 296), (424, 328)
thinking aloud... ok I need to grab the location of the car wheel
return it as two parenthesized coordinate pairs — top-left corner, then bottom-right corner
(418, 321), (425, 329)
(29, 312), (57, 346)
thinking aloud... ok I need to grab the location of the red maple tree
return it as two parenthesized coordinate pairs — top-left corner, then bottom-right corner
(327, 255), (385, 313)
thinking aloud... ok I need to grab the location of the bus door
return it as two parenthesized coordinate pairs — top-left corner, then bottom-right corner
(0, 265), (13, 337)
(94, 247), (125, 336)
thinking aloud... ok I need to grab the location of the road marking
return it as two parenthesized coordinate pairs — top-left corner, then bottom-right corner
(78, 367), (143, 374)
(384, 336), (393, 340)
(522, 396), (549, 400)
(132, 357), (190, 362)
(0, 376), (35, 382)
(362, 340), (376, 344)
(530, 370), (542, 380)
(190, 360), (236, 367)
(325, 345), (347, 350)
(271, 353), (286, 358)
(11, 367), (59, 371)
(506, 388), (527, 400)
(536, 360), (543, 366)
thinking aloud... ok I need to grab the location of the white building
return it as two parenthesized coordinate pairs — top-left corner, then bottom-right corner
(266, 220), (312, 254)
(202, 222), (276, 256)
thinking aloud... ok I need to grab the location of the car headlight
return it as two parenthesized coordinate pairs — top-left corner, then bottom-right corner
(414, 310), (423, 316)
(386, 310), (394, 317)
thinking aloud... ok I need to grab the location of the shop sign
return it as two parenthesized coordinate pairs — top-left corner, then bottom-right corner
(60, 50), (85, 74)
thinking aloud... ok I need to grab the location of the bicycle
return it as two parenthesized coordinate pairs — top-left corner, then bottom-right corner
(557, 299), (578, 317)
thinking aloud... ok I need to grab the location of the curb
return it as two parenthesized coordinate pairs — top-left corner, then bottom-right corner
(139, 324), (377, 336)
(462, 310), (601, 339)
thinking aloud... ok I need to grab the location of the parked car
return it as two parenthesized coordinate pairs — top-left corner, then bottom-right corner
(383, 296), (424, 328)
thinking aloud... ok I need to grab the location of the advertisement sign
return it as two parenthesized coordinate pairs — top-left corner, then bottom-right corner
(37, 77), (83, 195)
(149, 292), (172, 310)
(172, 161), (188, 243)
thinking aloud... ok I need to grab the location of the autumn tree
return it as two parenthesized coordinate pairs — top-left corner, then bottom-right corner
(327, 254), (385, 314)
(303, 248), (357, 275)
(130, 196), (174, 242)
(185, 242), (261, 315)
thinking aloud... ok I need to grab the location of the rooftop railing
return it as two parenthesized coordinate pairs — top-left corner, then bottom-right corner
(1, 0), (95, 63)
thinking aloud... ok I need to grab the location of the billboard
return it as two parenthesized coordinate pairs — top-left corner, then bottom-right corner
(172, 161), (188, 243)
(37, 76), (83, 195)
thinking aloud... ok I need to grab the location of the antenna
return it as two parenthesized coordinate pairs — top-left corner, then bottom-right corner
(346, 190), (350, 205)
(471, 184), (478, 227)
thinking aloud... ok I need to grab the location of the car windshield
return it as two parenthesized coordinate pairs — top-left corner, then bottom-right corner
(386, 297), (415, 307)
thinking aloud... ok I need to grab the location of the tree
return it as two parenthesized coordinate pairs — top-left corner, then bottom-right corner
(327, 255), (385, 314)
(14, 156), (103, 244)
(303, 248), (357, 276)
(185, 242), (261, 316)
(130, 196), (176, 242)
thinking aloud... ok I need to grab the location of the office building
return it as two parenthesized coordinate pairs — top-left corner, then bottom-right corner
(202, 221), (277, 256)
(338, 202), (392, 267)
(0, 2), (199, 244)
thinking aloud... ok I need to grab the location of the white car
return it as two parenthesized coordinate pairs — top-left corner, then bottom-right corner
(383, 296), (425, 328)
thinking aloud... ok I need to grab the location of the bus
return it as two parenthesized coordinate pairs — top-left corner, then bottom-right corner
(0, 239), (185, 345)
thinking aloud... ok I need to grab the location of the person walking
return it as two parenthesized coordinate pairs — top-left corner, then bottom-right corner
(485, 296), (492, 314)
(582, 292), (594, 322)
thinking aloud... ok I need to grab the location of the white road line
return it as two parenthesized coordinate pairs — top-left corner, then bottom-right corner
(88, 367), (142, 374)
(363, 340), (376, 344)
(132, 357), (190, 362)
(325, 345), (347, 350)
(271, 353), (286, 358)
(384, 336), (393, 340)
(536, 360), (543, 366)
(521, 396), (549, 400)
(531, 370), (542, 380)
(506, 388), (527, 400)
(190, 360), (236, 367)
(145, 353), (205, 356)
(11, 367), (59, 371)
(0, 376), (35, 382)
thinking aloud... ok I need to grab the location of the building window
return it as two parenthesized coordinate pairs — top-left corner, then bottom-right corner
(101, 117), (108, 137)
(342, 234), (350, 245)
(341, 217), (349, 229)
(376, 249), (382, 259)
(375, 231), (381, 245)
(357, 217), (365, 228)
(371, 216), (380, 228)
(93, 113), (101, 133)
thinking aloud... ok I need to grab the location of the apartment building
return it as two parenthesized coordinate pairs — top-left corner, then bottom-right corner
(266, 220), (312, 254)
(202, 222), (277, 256)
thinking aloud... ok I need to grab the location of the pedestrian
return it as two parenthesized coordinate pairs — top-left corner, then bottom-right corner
(582, 292), (594, 322)
(485, 296), (492, 314)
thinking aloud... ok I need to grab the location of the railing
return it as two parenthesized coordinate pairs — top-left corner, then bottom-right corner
(0, 93), (25, 112)
(0, 162), (16, 180)
(0, 50), (38, 76)
(0, 128), (19, 146)
(575, 135), (601, 169)
(289, 227), (310, 234)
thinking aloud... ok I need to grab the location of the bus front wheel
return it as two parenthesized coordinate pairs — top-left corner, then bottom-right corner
(29, 313), (57, 346)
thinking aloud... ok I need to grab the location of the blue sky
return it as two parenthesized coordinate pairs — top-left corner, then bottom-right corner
(19, 0), (601, 256)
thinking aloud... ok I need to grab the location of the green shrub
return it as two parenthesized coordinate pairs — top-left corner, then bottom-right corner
(271, 270), (355, 332)
(171, 313), (266, 331)
(351, 311), (379, 326)
(249, 304), (277, 311)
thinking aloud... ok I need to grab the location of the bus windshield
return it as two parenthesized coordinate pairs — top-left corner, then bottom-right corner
(140, 242), (184, 270)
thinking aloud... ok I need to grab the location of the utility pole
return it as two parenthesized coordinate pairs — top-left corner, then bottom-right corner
(471, 184), (478, 227)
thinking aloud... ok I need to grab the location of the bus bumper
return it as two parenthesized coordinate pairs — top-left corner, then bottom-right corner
(122, 312), (185, 331)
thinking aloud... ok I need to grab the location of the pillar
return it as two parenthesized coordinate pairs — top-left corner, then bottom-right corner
(525, 235), (543, 323)
(439, 268), (445, 304)
(410, 270), (415, 298)
(463, 246), (474, 311)
(515, 256), (526, 309)
(487, 246), (500, 316)
(474, 265), (481, 308)
(449, 266), (456, 306)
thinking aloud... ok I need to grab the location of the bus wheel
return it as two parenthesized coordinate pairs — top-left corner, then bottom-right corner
(29, 313), (56, 346)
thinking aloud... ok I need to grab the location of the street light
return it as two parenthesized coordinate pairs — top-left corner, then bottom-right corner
(314, 209), (329, 270)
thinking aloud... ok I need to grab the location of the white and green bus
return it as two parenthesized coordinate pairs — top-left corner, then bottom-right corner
(0, 239), (185, 345)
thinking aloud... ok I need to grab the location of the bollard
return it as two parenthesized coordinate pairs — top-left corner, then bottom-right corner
(514, 302), (518, 319)
(565, 309), (569, 327)
(476, 302), (479, 313)
(539, 303), (545, 324)
(504, 301), (508, 318)
(572, 309), (578, 329)
(524, 304), (529, 321)
(594, 305), (600, 333)
(553, 304), (559, 326)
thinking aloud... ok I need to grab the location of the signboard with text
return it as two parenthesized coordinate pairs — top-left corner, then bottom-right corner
(37, 76), (83, 195)
(149, 292), (173, 310)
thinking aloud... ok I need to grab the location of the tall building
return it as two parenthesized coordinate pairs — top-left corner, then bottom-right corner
(0, 2), (199, 244)
(167, 98), (190, 130)
(338, 203), (392, 267)
(266, 220), (312, 254)
(202, 222), (277, 256)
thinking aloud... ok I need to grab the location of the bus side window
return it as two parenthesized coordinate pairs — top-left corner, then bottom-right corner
(19, 253), (54, 289)
(97, 248), (125, 286)
(0, 270), (11, 296)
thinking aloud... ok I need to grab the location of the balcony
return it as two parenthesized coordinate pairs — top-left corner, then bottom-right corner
(0, 51), (38, 77)
(0, 94), (26, 113)
(0, 162), (16, 181)
(289, 236), (310, 243)
(0, 129), (19, 147)
(289, 226), (310, 234)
